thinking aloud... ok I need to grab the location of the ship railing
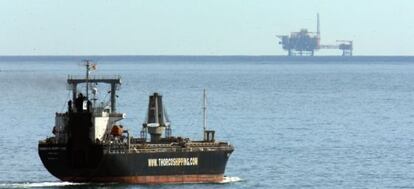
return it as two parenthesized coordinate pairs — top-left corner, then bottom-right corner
(137, 147), (231, 153)
(126, 142), (224, 148)
(126, 145), (232, 153)
(106, 143), (129, 154)
(104, 141), (232, 154)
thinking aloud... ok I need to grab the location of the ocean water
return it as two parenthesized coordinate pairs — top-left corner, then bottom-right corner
(1, 59), (414, 188)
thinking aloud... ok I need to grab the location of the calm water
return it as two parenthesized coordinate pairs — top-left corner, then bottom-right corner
(1, 60), (414, 188)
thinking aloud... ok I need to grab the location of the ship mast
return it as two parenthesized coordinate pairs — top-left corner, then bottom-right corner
(203, 89), (207, 139)
(202, 89), (215, 142)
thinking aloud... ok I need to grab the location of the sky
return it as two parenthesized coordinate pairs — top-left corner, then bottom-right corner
(0, 0), (413, 56)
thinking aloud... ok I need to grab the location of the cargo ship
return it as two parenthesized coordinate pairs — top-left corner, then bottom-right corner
(38, 62), (234, 184)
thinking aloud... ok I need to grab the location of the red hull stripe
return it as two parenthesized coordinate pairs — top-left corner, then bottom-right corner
(62, 174), (224, 184)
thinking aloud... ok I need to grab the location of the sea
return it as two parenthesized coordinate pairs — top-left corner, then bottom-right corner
(1, 56), (414, 188)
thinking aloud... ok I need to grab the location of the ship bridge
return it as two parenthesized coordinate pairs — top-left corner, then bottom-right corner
(67, 75), (121, 112)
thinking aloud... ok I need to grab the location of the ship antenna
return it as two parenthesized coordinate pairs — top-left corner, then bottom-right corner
(84, 60), (91, 99)
(83, 60), (96, 99)
(203, 89), (207, 138)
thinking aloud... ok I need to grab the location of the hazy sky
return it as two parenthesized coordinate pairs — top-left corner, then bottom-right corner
(0, 0), (413, 56)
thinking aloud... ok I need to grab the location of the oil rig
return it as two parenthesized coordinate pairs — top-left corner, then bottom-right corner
(277, 14), (353, 56)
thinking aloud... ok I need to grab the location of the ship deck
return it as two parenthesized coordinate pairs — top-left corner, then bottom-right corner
(106, 141), (233, 154)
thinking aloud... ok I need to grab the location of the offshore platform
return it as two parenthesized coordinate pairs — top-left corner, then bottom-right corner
(277, 14), (353, 56)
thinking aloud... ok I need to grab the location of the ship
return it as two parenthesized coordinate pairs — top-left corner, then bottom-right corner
(38, 61), (234, 184)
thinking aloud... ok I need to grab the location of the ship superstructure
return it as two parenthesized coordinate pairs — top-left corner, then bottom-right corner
(38, 61), (233, 184)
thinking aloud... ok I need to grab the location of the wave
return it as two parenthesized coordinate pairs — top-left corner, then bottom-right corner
(220, 176), (242, 183)
(0, 181), (86, 188)
(0, 177), (242, 188)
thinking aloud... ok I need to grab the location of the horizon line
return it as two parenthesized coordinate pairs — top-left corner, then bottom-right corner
(2, 55), (414, 63)
(1, 55), (414, 57)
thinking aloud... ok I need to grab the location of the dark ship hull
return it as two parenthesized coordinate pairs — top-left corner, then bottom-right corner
(38, 64), (233, 184)
(39, 143), (232, 184)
